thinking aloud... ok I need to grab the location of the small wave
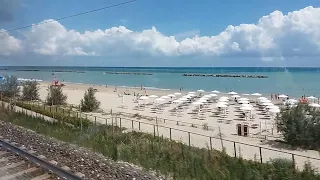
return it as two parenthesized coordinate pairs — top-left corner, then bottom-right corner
(144, 86), (171, 91)
(18, 78), (43, 82)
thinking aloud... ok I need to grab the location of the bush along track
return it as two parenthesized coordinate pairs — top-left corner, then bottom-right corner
(1, 100), (320, 180)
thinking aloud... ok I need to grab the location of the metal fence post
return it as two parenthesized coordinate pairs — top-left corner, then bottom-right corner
(188, 132), (191, 146)
(131, 120), (134, 129)
(234, 142), (237, 157)
(120, 118), (122, 129)
(94, 116), (97, 126)
(169, 128), (172, 140)
(139, 122), (141, 130)
(153, 125), (156, 137)
(210, 137), (212, 151)
(292, 154), (295, 169)
(259, 147), (263, 163)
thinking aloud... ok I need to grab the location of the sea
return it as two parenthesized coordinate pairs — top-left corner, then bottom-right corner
(0, 66), (320, 98)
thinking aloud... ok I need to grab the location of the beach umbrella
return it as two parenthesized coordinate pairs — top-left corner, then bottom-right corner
(211, 90), (220, 93)
(259, 99), (271, 103)
(218, 98), (229, 102)
(239, 100), (250, 104)
(266, 105), (279, 109)
(240, 106), (252, 111)
(174, 92), (182, 96)
(232, 95), (241, 98)
(251, 93), (262, 96)
(262, 102), (274, 106)
(209, 93), (217, 97)
(188, 94), (196, 97)
(198, 99), (208, 103)
(161, 96), (170, 99)
(197, 89), (205, 92)
(139, 96), (149, 100)
(228, 91), (238, 95)
(218, 101), (228, 105)
(220, 96), (229, 99)
(155, 98), (165, 102)
(242, 93), (250, 96)
(257, 97), (268, 100)
(188, 91), (195, 94)
(179, 98), (188, 101)
(269, 108), (280, 113)
(216, 103), (227, 108)
(193, 101), (203, 105)
(203, 95), (212, 98)
(239, 97), (249, 101)
(307, 96), (317, 100)
(241, 104), (253, 107)
(309, 103), (320, 108)
(278, 94), (288, 98)
(172, 100), (181, 103)
(167, 94), (176, 97)
(149, 95), (158, 98)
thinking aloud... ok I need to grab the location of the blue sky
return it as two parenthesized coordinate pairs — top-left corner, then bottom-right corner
(1, 0), (320, 66)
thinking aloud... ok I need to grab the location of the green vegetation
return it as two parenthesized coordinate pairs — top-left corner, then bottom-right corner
(22, 81), (40, 101)
(80, 87), (100, 112)
(1, 102), (320, 179)
(0, 75), (20, 98)
(45, 85), (67, 105)
(277, 104), (320, 149)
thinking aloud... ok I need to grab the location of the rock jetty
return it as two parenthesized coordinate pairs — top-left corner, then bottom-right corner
(182, 74), (268, 78)
(104, 71), (154, 75)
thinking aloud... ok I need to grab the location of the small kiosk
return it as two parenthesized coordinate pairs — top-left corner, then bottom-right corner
(236, 124), (249, 137)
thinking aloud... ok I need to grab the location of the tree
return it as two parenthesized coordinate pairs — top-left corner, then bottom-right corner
(22, 81), (39, 101)
(46, 85), (67, 105)
(277, 104), (320, 149)
(80, 87), (100, 112)
(0, 75), (20, 98)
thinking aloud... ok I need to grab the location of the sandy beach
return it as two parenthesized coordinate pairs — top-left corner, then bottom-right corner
(37, 81), (320, 171)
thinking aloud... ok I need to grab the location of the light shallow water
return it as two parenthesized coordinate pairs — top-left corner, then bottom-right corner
(1, 66), (319, 97)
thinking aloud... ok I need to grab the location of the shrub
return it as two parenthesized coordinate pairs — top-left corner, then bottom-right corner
(22, 81), (39, 101)
(0, 75), (20, 98)
(80, 87), (100, 112)
(46, 85), (67, 105)
(277, 104), (320, 149)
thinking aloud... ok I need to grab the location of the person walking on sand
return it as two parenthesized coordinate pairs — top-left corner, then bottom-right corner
(271, 94), (273, 100)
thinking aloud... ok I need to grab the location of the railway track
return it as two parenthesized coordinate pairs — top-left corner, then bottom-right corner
(0, 138), (83, 180)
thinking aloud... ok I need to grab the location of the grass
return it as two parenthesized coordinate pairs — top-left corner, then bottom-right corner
(1, 102), (320, 179)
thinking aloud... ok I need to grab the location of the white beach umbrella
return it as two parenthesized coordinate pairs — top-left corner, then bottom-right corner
(161, 96), (170, 99)
(197, 89), (205, 92)
(232, 95), (241, 98)
(188, 94), (196, 97)
(198, 99), (208, 103)
(220, 96), (229, 99)
(167, 94), (176, 97)
(257, 97), (268, 100)
(155, 98), (165, 102)
(203, 95), (212, 98)
(228, 91), (238, 95)
(174, 92), (182, 96)
(193, 101), (203, 105)
(242, 93), (250, 96)
(240, 106), (252, 111)
(241, 104), (253, 107)
(309, 103), (320, 108)
(239, 100), (250, 104)
(218, 101), (228, 105)
(209, 93), (218, 97)
(211, 90), (220, 93)
(259, 99), (271, 103)
(216, 103), (227, 108)
(179, 98), (188, 102)
(266, 105), (279, 109)
(188, 91), (195, 94)
(262, 102), (274, 106)
(173, 100), (181, 103)
(149, 95), (158, 98)
(239, 97), (249, 101)
(307, 96), (317, 100)
(278, 94), (288, 98)
(218, 98), (229, 102)
(251, 93), (262, 96)
(269, 108), (280, 113)
(139, 96), (149, 100)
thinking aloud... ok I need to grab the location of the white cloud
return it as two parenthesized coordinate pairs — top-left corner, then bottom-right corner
(1, 6), (320, 61)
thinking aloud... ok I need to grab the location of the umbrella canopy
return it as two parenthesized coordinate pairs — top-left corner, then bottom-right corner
(218, 98), (229, 102)
(209, 93), (218, 97)
(309, 103), (320, 108)
(179, 98), (189, 101)
(155, 98), (165, 102)
(149, 95), (158, 98)
(220, 96), (229, 99)
(260, 99), (271, 103)
(240, 106), (252, 111)
(239, 97), (249, 101)
(239, 100), (250, 104)
(161, 96), (170, 99)
(203, 95), (212, 98)
(266, 105), (279, 109)
(211, 90), (220, 93)
(216, 103), (227, 108)
(139, 96), (149, 100)
(188, 94), (196, 97)
(188, 91), (195, 94)
(228, 91), (238, 95)
(257, 97), (268, 100)
(241, 104), (253, 107)
(307, 96), (318, 100)
(193, 101), (203, 105)
(242, 93), (250, 96)
(269, 108), (280, 113)
(232, 95), (241, 98)
(251, 93), (262, 96)
(197, 89), (205, 92)
(278, 94), (288, 98)
(262, 102), (274, 106)
(173, 100), (181, 103)
(167, 94), (176, 97)
(174, 92), (182, 96)
(218, 101), (228, 105)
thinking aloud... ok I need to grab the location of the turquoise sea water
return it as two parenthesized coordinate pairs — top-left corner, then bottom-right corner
(1, 66), (320, 97)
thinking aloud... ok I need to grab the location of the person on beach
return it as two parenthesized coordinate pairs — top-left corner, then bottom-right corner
(271, 94), (273, 100)
(277, 94), (280, 100)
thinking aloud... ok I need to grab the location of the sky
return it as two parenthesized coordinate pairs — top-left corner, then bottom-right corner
(1, 0), (320, 67)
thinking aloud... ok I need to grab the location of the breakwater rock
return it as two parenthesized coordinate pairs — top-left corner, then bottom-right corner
(182, 74), (268, 78)
(104, 71), (154, 75)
